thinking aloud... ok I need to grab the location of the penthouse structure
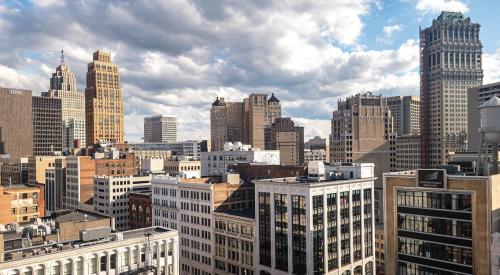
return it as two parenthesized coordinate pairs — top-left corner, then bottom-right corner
(254, 162), (376, 275)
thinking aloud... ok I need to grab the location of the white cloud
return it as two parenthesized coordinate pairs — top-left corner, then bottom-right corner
(415, 0), (469, 14)
(383, 24), (404, 35)
(0, 0), (423, 142)
(484, 49), (500, 84)
(32, 0), (65, 8)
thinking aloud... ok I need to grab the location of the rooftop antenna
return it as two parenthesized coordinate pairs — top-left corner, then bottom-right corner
(60, 49), (65, 65)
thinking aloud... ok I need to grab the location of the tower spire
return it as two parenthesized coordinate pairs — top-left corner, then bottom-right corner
(60, 49), (65, 65)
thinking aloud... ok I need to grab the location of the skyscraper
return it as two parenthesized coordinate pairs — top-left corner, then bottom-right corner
(0, 87), (33, 159)
(42, 50), (86, 151)
(85, 50), (124, 146)
(420, 12), (483, 168)
(144, 115), (177, 143)
(210, 93), (281, 151)
(32, 96), (63, 156)
(330, 92), (395, 222)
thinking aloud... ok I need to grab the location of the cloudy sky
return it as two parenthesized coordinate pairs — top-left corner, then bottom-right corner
(1, 0), (499, 142)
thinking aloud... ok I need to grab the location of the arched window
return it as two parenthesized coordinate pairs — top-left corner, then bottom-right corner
(131, 204), (136, 211)
(354, 265), (362, 275)
(342, 271), (351, 275)
(365, 261), (374, 275)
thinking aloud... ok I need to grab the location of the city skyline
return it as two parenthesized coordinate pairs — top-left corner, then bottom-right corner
(0, 1), (499, 142)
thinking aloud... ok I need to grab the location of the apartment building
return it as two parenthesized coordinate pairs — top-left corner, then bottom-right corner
(93, 175), (151, 231)
(0, 184), (45, 224)
(165, 156), (201, 178)
(151, 174), (254, 275)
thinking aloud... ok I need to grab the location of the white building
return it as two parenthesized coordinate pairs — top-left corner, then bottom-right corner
(0, 227), (179, 275)
(165, 156), (201, 179)
(201, 142), (280, 176)
(254, 162), (376, 275)
(144, 115), (177, 143)
(93, 175), (152, 231)
(304, 149), (327, 163)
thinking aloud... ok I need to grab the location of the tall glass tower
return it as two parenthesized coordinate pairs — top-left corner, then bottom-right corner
(420, 12), (483, 168)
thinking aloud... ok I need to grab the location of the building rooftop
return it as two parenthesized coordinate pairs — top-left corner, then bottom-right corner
(53, 209), (111, 223)
(1, 227), (173, 263)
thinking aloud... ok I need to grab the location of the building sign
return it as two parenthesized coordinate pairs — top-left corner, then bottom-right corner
(417, 169), (447, 189)
(9, 89), (23, 95)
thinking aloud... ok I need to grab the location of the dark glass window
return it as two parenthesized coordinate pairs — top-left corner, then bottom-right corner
(313, 195), (324, 275)
(258, 192), (271, 267)
(292, 195), (307, 274)
(274, 193), (288, 272)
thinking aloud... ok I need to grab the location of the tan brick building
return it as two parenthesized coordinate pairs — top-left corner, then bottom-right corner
(210, 93), (281, 151)
(0, 87), (33, 159)
(264, 117), (304, 165)
(384, 170), (500, 275)
(0, 184), (45, 224)
(85, 50), (124, 145)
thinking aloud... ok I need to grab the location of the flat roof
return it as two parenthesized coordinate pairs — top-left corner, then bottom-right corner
(215, 208), (255, 220)
(254, 176), (376, 186)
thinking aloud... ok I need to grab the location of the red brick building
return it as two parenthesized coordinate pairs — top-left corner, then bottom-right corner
(128, 190), (151, 229)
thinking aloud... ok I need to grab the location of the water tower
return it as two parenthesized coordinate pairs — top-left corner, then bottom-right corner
(477, 96), (500, 176)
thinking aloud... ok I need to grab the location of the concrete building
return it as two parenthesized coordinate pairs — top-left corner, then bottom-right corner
(85, 50), (124, 145)
(144, 115), (177, 143)
(0, 226), (179, 275)
(305, 136), (330, 164)
(265, 117), (304, 166)
(210, 93), (282, 151)
(28, 156), (67, 185)
(93, 175), (151, 231)
(42, 51), (86, 151)
(213, 210), (255, 275)
(32, 96), (63, 156)
(331, 92), (394, 222)
(117, 140), (209, 161)
(468, 81), (500, 152)
(393, 135), (421, 171)
(65, 153), (137, 210)
(0, 184), (45, 224)
(0, 157), (28, 186)
(129, 190), (152, 229)
(165, 156), (201, 179)
(201, 142), (280, 177)
(139, 157), (165, 176)
(383, 169), (500, 275)
(420, 12), (483, 168)
(45, 158), (67, 214)
(254, 162), (376, 274)
(152, 174), (254, 275)
(0, 87), (33, 159)
(387, 96), (420, 136)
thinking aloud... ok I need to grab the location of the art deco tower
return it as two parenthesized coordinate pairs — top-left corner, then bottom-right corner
(85, 50), (124, 145)
(420, 12), (483, 167)
(42, 50), (86, 151)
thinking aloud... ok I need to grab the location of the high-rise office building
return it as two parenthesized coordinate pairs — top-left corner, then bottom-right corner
(305, 136), (330, 163)
(210, 93), (281, 151)
(330, 92), (394, 221)
(468, 81), (500, 152)
(85, 50), (124, 146)
(265, 117), (304, 165)
(420, 12), (483, 168)
(387, 96), (420, 136)
(144, 115), (177, 143)
(0, 87), (33, 159)
(32, 96), (63, 156)
(384, 169), (500, 275)
(42, 50), (86, 151)
(255, 162), (375, 274)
